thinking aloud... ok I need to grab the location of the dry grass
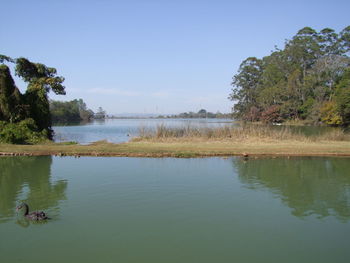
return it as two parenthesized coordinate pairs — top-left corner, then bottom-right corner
(1, 138), (350, 157)
(1, 139), (350, 157)
(133, 124), (350, 142)
(1, 124), (350, 157)
(316, 129), (350, 141)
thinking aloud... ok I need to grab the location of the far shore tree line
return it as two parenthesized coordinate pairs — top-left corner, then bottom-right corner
(50, 100), (106, 123)
(158, 109), (232, 119)
(229, 26), (350, 126)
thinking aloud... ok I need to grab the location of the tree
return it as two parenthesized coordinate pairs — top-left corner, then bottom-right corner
(320, 101), (342, 125)
(15, 58), (65, 138)
(229, 26), (350, 126)
(50, 99), (94, 123)
(339, 26), (350, 54)
(0, 65), (25, 122)
(0, 54), (65, 141)
(285, 27), (321, 77)
(335, 68), (350, 125)
(318, 28), (340, 55)
(197, 109), (207, 117)
(94, 107), (106, 119)
(230, 57), (263, 119)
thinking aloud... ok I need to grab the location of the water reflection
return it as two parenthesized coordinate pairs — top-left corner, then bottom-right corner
(0, 156), (67, 223)
(233, 157), (350, 221)
(14, 217), (50, 228)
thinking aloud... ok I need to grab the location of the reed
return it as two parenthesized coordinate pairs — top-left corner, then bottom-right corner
(134, 124), (350, 142)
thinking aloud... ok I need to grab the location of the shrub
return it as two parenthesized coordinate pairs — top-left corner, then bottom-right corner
(335, 69), (350, 126)
(261, 105), (282, 123)
(298, 98), (315, 119)
(0, 118), (48, 144)
(320, 101), (342, 126)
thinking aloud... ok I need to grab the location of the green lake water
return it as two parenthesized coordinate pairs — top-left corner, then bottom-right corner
(1, 156), (350, 263)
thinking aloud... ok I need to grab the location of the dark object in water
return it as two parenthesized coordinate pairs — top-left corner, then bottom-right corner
(16, 203), (49, 221)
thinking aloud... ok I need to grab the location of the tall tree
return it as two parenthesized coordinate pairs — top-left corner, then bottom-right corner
(15, 58), (65, 138)
(230, 57), (263, 120)
(0, 55), (65, 139)
(229, 26), (350, 125)
(335, 68), (350, 125)
(0, 65), (24, 122)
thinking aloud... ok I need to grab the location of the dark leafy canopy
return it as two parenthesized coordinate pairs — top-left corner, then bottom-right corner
(0, 55), (65, 142)
(0, 55), (15, 63)
(229, 26), (350, 125)
(336, 68), (350, 125)
(166, 109), (230, 119)
(0, 65), (24, 122)
(15, 58), (65, 95)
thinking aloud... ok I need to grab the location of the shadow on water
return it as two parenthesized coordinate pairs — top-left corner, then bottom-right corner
(0, 156), (67, 223)
(232, 157), (350, 222)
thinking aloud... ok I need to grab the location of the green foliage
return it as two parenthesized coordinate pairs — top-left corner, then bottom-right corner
(230, 57), (263, 119)
(298, 97), (315, 119)
(50, 99), (94, 123)
(15, 58), (65, 95)
(165, 109), (231, 119)
(0, 119), (48, 144)
(0, 55), (15, 63)
(0, 65), (26, 122)
(230, 26), (350, 126)
(320, 101), (342, 125)
(340, 26), (350, 53)
(0, 54), (66, 142)
(335, 68), (350, 125)
(24, 82), (53, 137)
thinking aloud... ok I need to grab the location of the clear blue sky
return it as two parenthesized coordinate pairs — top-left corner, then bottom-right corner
(1, 0), (349, 114)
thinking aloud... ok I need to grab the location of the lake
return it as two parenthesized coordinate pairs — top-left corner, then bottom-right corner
(53, 118), (234, 144)
(52, 118), (342, 144)
(1, 156), (349, 263)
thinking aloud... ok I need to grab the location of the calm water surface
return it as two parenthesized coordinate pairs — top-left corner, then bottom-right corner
(52, 118), (234, 144)
(1, 156), (350, 262)
(52, 118), (342, 144)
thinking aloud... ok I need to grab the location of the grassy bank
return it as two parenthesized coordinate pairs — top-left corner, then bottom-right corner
(1, 125), (350, 158)
(1, 140), (350, 157)
(1, 139), (350, 158)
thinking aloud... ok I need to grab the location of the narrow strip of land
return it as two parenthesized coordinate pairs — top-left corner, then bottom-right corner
(1, 140), (350, 157)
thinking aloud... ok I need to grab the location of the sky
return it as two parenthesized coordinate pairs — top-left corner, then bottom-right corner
(1, 0), (350, 115)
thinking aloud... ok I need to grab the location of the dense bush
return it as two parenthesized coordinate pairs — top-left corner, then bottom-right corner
(0, 119), (48, 144)
(320, 101), (342, 125)
(335, 68), (350, 126)
(0, 55), (66, 143)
